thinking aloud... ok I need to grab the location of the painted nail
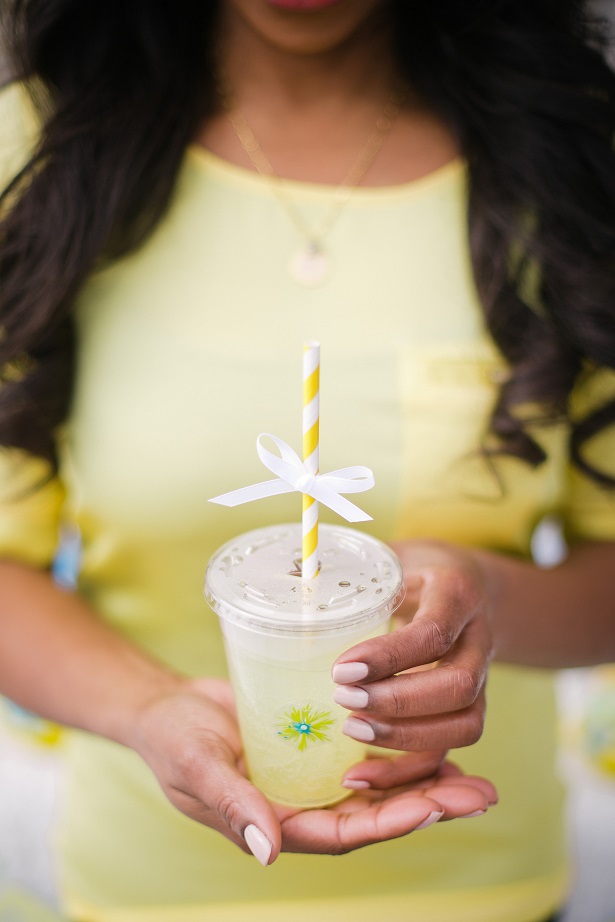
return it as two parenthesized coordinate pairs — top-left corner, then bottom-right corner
(332, 662), (369, 684)
(342, 779), (371, 790)
(415, 810), (444, 830)
(333, 685), (369, 709)
(459, 810), (486, 819)
(343, 716), (375, 742)
(244, 824), (272, 866)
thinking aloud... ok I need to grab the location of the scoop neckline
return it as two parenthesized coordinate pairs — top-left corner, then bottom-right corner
(186, 143), (465, 202)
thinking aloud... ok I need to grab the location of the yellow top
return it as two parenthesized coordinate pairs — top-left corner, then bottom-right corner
(2, 82), (615, 922)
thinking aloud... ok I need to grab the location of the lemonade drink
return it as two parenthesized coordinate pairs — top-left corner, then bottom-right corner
(225, 619), (388, 807)
(205, 523), (404, 808)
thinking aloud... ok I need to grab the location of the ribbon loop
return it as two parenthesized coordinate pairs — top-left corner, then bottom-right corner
(209, 432), (374, 523)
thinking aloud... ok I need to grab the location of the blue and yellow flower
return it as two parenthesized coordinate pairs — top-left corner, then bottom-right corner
(276, 704), (334, 751)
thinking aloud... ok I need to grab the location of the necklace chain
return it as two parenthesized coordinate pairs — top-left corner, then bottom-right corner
(217, 77), (406, 252)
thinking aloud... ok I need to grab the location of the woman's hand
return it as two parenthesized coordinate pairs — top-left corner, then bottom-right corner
(129, 677), (281, 858)
(130, 675), (496, 866)
(331, 540), (493, 762)
(276, 759), (497, 855)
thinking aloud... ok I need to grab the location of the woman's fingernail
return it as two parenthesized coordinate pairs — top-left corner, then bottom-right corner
(333, 685), (369, 709)
(244, 824), (272, 866)
(332, 662), (369, 684)
(343, 717), (375, 742)
(415, 810), (444, 830)
(459, 809), (486, 818)
(342, 779), (371, 790)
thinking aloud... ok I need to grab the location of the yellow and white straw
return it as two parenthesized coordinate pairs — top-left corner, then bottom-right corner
(302, 341), (320, 579)
(209, 341), (375, 536)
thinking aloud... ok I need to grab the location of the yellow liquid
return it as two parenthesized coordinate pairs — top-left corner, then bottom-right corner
(227, 647), (364, 808)
(224, 623), (388, 809)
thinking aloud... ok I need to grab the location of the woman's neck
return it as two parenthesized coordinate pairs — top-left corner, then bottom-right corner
(217, 5), (397, 118)
(199, 3), (459, 187)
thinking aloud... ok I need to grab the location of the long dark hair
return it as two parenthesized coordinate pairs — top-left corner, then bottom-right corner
(1, 0), (615, 481)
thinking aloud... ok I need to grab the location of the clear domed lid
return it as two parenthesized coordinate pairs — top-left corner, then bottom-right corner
(205, 523), (405, 633)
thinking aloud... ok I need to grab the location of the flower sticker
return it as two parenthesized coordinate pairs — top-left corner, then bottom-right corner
(276, 704), (334, 751)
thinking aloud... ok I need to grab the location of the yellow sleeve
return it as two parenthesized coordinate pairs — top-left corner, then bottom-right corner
(0, 449), (66, 568)
(562, 367), (615, 543)
(0, 79), (39, 191)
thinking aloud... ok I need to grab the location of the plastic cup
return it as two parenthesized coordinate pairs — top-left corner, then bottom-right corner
(205, 522), (405, 808)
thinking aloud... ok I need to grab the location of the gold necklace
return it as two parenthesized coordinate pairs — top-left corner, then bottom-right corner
(217, 79), (406, 287)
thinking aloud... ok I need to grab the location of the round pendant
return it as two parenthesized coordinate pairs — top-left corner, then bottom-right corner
(289, 244), (332, 287)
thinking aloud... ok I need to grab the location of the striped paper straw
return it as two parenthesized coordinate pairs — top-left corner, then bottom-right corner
(302, 341), (320, 579)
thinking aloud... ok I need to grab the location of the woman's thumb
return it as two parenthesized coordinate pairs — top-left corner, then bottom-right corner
(204, 752), (282, 865)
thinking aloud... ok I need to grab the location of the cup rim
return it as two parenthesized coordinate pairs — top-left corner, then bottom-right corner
(204, 522), (406, 634)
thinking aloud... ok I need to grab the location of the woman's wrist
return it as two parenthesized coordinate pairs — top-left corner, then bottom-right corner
(107, 655), (187, 750)
(468, 541), (615, 667)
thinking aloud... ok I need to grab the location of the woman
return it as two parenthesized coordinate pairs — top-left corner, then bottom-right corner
(1, 0), (614, 920)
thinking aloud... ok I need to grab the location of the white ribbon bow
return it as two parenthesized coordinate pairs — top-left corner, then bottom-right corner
(209, 433), (374, 523)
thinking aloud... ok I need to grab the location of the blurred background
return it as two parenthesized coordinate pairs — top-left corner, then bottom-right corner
(1, 3), (615, 921)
